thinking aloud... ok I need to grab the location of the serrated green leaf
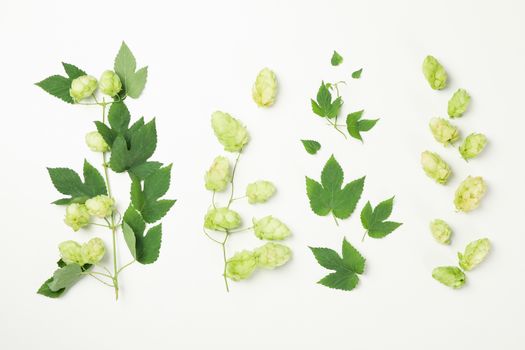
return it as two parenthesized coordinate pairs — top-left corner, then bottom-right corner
(361, 197), (402, 239)
(94, 121), (116, 146)
(114, 42), (147, 99)
(346, 110), (379, 142)
(47, 161), (107, 204)
(352, 68), (363, 79)
(123, 206), (163, 264)
(122, 222), (137, 259)
(37, 277), (65, 298)
(341, 238), (365, 274)
(108, 101), (131, 134)
(301, 140), (321, 155)
(358, 119), (379, 132)
(47, 264), (83, 292)
(141, 199), (176, 223)
(143, 164), (172, 202)
(62, 63), (86, 79)
(306, 155), (364, 222)
(318, 270), (359, 291)
(128, 161), (163, 180)
(36, 75), (73, 104)
(331, 50), (343, 66)
(309, 247), (345, 271)
(311, 82), (343, 119)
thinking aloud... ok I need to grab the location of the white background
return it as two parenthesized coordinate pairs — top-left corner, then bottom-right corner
(1, 0), (524, 349)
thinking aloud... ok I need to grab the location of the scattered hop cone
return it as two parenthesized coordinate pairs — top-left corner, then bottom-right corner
(59, 240), (84, 265)
(254, 242), (292, 269)
(459, 133), (487, 160)
(204, 156), (231, 192)
(454, 176), (487, 212)
(99, 70), (122, 97)
(421, 151), (451, 184)
(85, 195), (115, 218)
(432, 266), (466, 289)
(253, 216), (291, 241)
(448, 88), (471, 118)
(85, 131), (109, 152)
(225, 250), (258, 281)
(204, 207), (242, 230)
(429, 219), (452, 244)
(429, 118), (459, 146)
(211, 111), (249, 152)
(70, 75), (97, 102)
(64, 203), (90, 231)
(422, 55), (447, 90)
(81, 237), (106, 265)
(458, 238), (491, 271)
(252, 68), (278, 107)
(246, 180), (276, 204)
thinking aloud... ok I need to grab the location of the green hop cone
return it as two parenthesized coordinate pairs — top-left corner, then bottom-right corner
(254, 242), (292, 269)
(85, 195), (115, 218)
(59, 240), (84, 265)
(211, 111), (249, 152)
(85, 131), (109, 152)
(64, 203), (90, 231)
(421, 151), (451, 184)
(225, 250), (258, 281)
(204, 156), (231, 192)
(81, 237), (106, 265)
(459, 133), (487, 160)
(432, 266), (466, 289)
(98, 70), (122, 97)
(252, 68), (278, 107)
(253, 216), (291, 241)
(69, 75), (97, 102)
(246, 180), (276, 204)
(429, 219), (452, 244)
(204, 207), (242, 230)
(454, 176), (487, 212)
(448, 88), (471, 118)
(422, 55), (447, 90)
(458, 238), (491, 271)
(429, 118), (459, 146)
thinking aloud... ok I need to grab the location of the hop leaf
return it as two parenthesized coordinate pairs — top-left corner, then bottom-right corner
(301, 139), (321, 155)
(360, 197), (402, 239)
(330, 50), (343, 66)
(345, 110), (379, 142)
(114, 41), (148, 99)
(309, 238), (365, 292)
(311, 82), (343, 119)
(35, 63), (87, 104)
(123, 206), (163, 264)
(305, 155), (365, 224)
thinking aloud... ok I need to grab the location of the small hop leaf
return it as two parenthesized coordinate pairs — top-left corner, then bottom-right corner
(114, 41), (148, 99)
(310, 238), (365, 292)
(311, 82), (343, 119)
(301, 139), (321, 155)
(331, 50), (344, 66)
(360, 197), (402, 239)
(35, 63), (87, 104)
(305, 155), (365, 224)
(346, 110), (379, 142)
(351, 68), (363, 79)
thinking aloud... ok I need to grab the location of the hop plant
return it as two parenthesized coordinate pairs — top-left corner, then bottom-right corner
(225, 250), (258, 281)
(253, 216), (291, 240)
(432, 266), (466, 289)
(454, 176), (487, 212)
(85, 131), (109, 152)
(203, 112), (292, 291)
(459, 133), (487, 160)
(429, 219), (452, 244)
(420, 151), (451, 184)
(252, 68), (278, 107)
(85, 195), (115, 218)
(64, 203), (90, 232)
(448, 88), (471, 118)
(429, 117), (459, 146)
(204, 156), (231, 192)
(246, 180), (276, 204)
(458, 238), (491, 271)
(211, 111), (249, 152)
(422, 55), (447, 90)
(69, 75), (98, 102)
(99, 70), (122, 97)
(36, 42), (176, 300)
(255, 242), (292, 269)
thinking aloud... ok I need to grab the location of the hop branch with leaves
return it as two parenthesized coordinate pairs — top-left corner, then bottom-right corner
(36, 42), (176, 300)
(203, 111), (292, 292)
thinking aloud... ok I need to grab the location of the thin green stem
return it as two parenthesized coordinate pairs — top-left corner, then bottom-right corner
(326, 119), (347, 139)
(117, 260), (135, 274)
(227, 152), (242, 208)
(221, 231), (230, 292)
(90, 222), (111, 228)
(212, 191), (217, 209)
(88, 273), (115, 287)
(361, 231), (368, 242)
(332, 213), (339, 226)
(230, 195), (247, 202)
(203, 228), (222, 244)
(228, 226), (254, 234)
